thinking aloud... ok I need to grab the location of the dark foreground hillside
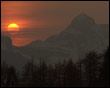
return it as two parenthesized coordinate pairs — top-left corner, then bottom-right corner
(1, 47), (109, 87)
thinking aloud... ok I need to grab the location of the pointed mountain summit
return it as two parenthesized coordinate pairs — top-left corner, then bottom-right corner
(47, 13), (97, 43)
(71, 13), (96, 27)
(60, 13), (96, 35)
(12, 13), (109, 64)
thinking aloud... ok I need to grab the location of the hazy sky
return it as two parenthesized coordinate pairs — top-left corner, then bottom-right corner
(1, 1), (109, 46)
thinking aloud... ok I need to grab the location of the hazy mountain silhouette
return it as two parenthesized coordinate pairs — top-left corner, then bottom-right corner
(45, 14), (108, 58)
(1, 35), (27, 70)
(15, 13), (109, 63)
(1, 13), (109, 65)
(1, 35), (13, 51)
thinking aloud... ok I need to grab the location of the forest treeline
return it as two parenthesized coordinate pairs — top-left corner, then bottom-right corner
(1, 47), (109, 87)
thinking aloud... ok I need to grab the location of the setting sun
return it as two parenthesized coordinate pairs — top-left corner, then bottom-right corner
(8, 23), (19, 31)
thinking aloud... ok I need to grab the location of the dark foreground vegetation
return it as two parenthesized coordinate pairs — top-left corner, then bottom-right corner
(1, 47), (109, 87)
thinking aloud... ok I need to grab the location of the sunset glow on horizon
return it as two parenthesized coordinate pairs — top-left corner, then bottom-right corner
(8, 23), (19, 31)
(1, 1), (109, 87)
(1, 1), (109, 47)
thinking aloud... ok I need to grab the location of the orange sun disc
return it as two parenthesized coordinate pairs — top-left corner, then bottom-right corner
(8, 23), (19, 31)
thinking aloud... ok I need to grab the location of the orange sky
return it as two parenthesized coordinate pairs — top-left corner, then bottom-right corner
(1, 1), (109, 46)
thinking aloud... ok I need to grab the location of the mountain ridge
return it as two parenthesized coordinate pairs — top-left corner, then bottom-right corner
(16, 13), (109, 63)
(1, 13), (109, 66)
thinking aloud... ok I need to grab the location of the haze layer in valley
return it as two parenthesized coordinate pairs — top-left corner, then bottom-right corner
(1, 13), (109, 69)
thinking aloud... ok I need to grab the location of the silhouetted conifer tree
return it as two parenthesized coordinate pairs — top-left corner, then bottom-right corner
(64, 59), (81, 87)
(6, 66), (18, 87)
(47, 64), (55, 87)
(1, 46), (109, 87)
(98, 47), (109, 87)
(82, 51), (100, 87)
(39, 60), (48, 87)
(54, 61), (66, 87)
(21, 58), (36, 87)
(1, 62), (9, 87)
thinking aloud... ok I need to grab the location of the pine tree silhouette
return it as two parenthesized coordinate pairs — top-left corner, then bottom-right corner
(82, 51), (100, 87)
(1, 46), (109, 87)
(6, 66), (18, 87)
(98, 47), (109, 87)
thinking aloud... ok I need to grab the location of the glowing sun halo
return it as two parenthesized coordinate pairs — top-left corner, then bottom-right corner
(8, 23), (19, 31)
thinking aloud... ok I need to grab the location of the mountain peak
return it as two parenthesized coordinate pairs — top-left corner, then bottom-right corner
(71, 13), (96, 27)
(1, 35), (13, 50)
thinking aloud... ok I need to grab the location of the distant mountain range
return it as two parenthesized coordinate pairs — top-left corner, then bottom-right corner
(1, 36), (27, 70)
(1, 13), (109, 69)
